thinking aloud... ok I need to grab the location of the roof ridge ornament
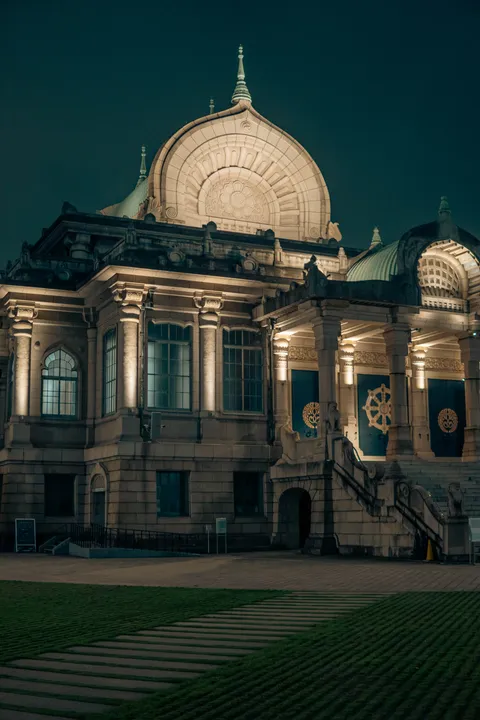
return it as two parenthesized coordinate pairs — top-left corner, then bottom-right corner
(209, 98), (215, 114)
(371, 226), (383, 247)
(438, 196), (451, 216)
(231, 44), (252, 105)
(137, 145), (147, 186)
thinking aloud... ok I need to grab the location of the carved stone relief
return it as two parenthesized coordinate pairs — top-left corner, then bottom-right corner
(205, 179), (269, 224)
(288, 346), (317, 362)
(354, 351), (388, 367)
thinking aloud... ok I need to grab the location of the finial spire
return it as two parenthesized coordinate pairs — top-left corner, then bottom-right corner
(371, 226), (382, 247)
(439, 196), (451, 215)
(231, 44), (252, 105)
(137, 145), (147, 186)
(209, 98), (215, 114)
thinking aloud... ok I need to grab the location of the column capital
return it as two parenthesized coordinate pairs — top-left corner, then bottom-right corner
(8, 304), (37, 336)
(113, 286), (145, 323)
(339, 341), (355, 363)
(383, 323), (411, 355)
(194, 294), (224, 314)
(273, 335), (290, 356)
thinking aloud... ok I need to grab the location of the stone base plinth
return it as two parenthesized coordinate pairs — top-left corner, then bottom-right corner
(4, 420), (32, 448)
(386, 425), (414, 458)
(444, 517), (470, 563)
(462, 427), (480, 461)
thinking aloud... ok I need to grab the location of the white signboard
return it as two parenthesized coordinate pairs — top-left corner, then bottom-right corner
(215, 517), (227, 554)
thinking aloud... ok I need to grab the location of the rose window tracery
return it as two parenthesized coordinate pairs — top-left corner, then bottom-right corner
(205, 180), (269, 224)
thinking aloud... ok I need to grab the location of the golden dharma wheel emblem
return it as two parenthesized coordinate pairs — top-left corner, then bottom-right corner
(302, 401), (320, 429)
(362, 383), (391, 435)
(438, 408), (458, 434)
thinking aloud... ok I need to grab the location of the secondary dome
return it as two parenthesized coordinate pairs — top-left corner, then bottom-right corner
(100, 47), (340, 243)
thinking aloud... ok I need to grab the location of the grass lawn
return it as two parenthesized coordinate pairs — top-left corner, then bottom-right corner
(0, 580), (283, 664)
(82, 592), (480, 720)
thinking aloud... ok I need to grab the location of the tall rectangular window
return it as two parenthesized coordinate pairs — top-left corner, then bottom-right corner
(148, 324), (192, 410)
(44, 474), (75, 517)
(156, 471), (189, 517)
(102, 328), (117, 415)
(233, 472), (264, 517)
(223, 329), (263, 412)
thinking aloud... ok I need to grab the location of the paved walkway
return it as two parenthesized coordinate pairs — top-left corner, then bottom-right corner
(1, 551), (480, 591)
(0, 592), (382, 719)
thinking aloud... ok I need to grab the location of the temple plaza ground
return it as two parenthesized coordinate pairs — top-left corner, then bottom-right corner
(1, 553), (480, 720)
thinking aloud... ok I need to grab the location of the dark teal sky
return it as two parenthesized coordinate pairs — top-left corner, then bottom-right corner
(1, 0), (479, 263)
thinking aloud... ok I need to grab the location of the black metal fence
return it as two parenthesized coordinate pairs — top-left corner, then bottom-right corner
(0, 523), (272, 554)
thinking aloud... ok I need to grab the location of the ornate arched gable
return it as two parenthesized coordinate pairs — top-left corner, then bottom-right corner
(147, 103), (332, 241)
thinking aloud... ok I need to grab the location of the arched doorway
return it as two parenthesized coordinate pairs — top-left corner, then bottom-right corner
(91, 474), (106, 527)
(278, 488), (312, 549)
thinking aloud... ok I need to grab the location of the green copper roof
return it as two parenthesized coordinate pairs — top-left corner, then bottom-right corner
(347, 240), (400, 282)
(102, 177), (148, 219)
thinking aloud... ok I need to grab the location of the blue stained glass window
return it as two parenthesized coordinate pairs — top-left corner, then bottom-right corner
(147, 323), (192, 410)
(223, 329), (263, 412)
(41, 349), (78, 417)
(102, 328), (117, 416)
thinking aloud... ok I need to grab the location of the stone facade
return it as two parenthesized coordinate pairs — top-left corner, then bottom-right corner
(1, 50), (479, 555)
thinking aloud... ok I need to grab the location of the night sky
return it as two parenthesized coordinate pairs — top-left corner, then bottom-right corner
(1, 0), (479, 265)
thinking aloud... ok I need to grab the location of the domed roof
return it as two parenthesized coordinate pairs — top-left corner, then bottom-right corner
(99, 47), (340, 243)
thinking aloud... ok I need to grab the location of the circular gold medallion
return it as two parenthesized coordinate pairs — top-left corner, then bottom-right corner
(362, 383), (391, 435)
(438, 408), (458, 434)
(302, 401), (320, 429)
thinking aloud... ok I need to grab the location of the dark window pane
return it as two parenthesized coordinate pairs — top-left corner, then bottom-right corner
(147, 324), (192, 410)
(233, 472), (263, 516)
(156, 471), (189, 516)
(44, 474), (75, 517)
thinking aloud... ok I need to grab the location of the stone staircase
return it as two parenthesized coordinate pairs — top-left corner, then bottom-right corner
(392, 460), (480, 518)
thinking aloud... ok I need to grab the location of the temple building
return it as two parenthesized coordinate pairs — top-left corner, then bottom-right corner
(0, 47), (479, 555)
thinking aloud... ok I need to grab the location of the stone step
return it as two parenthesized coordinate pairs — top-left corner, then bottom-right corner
(0, 710), (72, 720)
(210, 609), (349, 618)
(0, 666), (172, 691)
(173, 618), (312, 630)
(10, 658), (201, 680)
(39, 652), (218, 672)
(0, 691), (109, 715)
(158, 624), (291, 638)
(132, 632), (268, 649)
(0, 677), (147, 702)
(101, 638), (253, 656)
(68, 644), (231, 663)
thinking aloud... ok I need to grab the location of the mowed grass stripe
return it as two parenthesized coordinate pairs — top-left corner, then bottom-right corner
(81, 593), (480, 720)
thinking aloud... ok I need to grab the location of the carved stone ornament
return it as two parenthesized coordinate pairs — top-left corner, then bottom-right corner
(425, 357), (464, 372)
(354, 351), (388, 367)
(205, 179), (269, 224)
(288, 346), (317, 362)
(112, 287), (145, 307)
(447, 481), (465, 518)
(167, 248), (185, 264)
(241, 254), (258, 272)
(194, 295), (224, 313)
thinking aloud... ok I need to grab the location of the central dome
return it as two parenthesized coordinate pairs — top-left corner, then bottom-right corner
(101, 47), (339, 242)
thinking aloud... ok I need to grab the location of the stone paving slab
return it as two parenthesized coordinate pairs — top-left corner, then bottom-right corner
(110, 637), (254, 655)
(0, 711), (72, 720)
(40, 652), (218, 672)
(133, 632), (269, 648)
(0, 678), (147, 702)
(68, 644), (230, 663)
(10, 658), (202, 680)
(0, 666), (173, 691)
(0, 691), (109, 714)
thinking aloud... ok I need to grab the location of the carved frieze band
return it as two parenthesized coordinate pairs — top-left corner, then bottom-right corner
(354, 351), (388, 367)
(424, 357), (464, 372)
(288, 346), (317, 362)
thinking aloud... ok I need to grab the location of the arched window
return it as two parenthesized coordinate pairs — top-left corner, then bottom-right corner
(147, 323), (192, 410)
(102, 328), (117, 416)
(223, 329), (263, 412)
(41, 349), (78, 417)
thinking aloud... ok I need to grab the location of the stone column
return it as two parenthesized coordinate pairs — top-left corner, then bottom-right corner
(338, 341), (356, 437)
(384, 324), (413, 457)
(410, 345), (433, 457)
(113, 288), (144, 411)
(9, 306), (36, 418)
(194, 296), (223, 414)
(273, 335), (290, 434)
(312, 312), (341, 435)
(458, 334), (480, 460)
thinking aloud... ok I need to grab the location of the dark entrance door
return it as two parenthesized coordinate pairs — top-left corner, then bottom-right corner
(298, 491), (312, 548)
(428, 379), (465, 457)
(92, 491), (106, 526)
